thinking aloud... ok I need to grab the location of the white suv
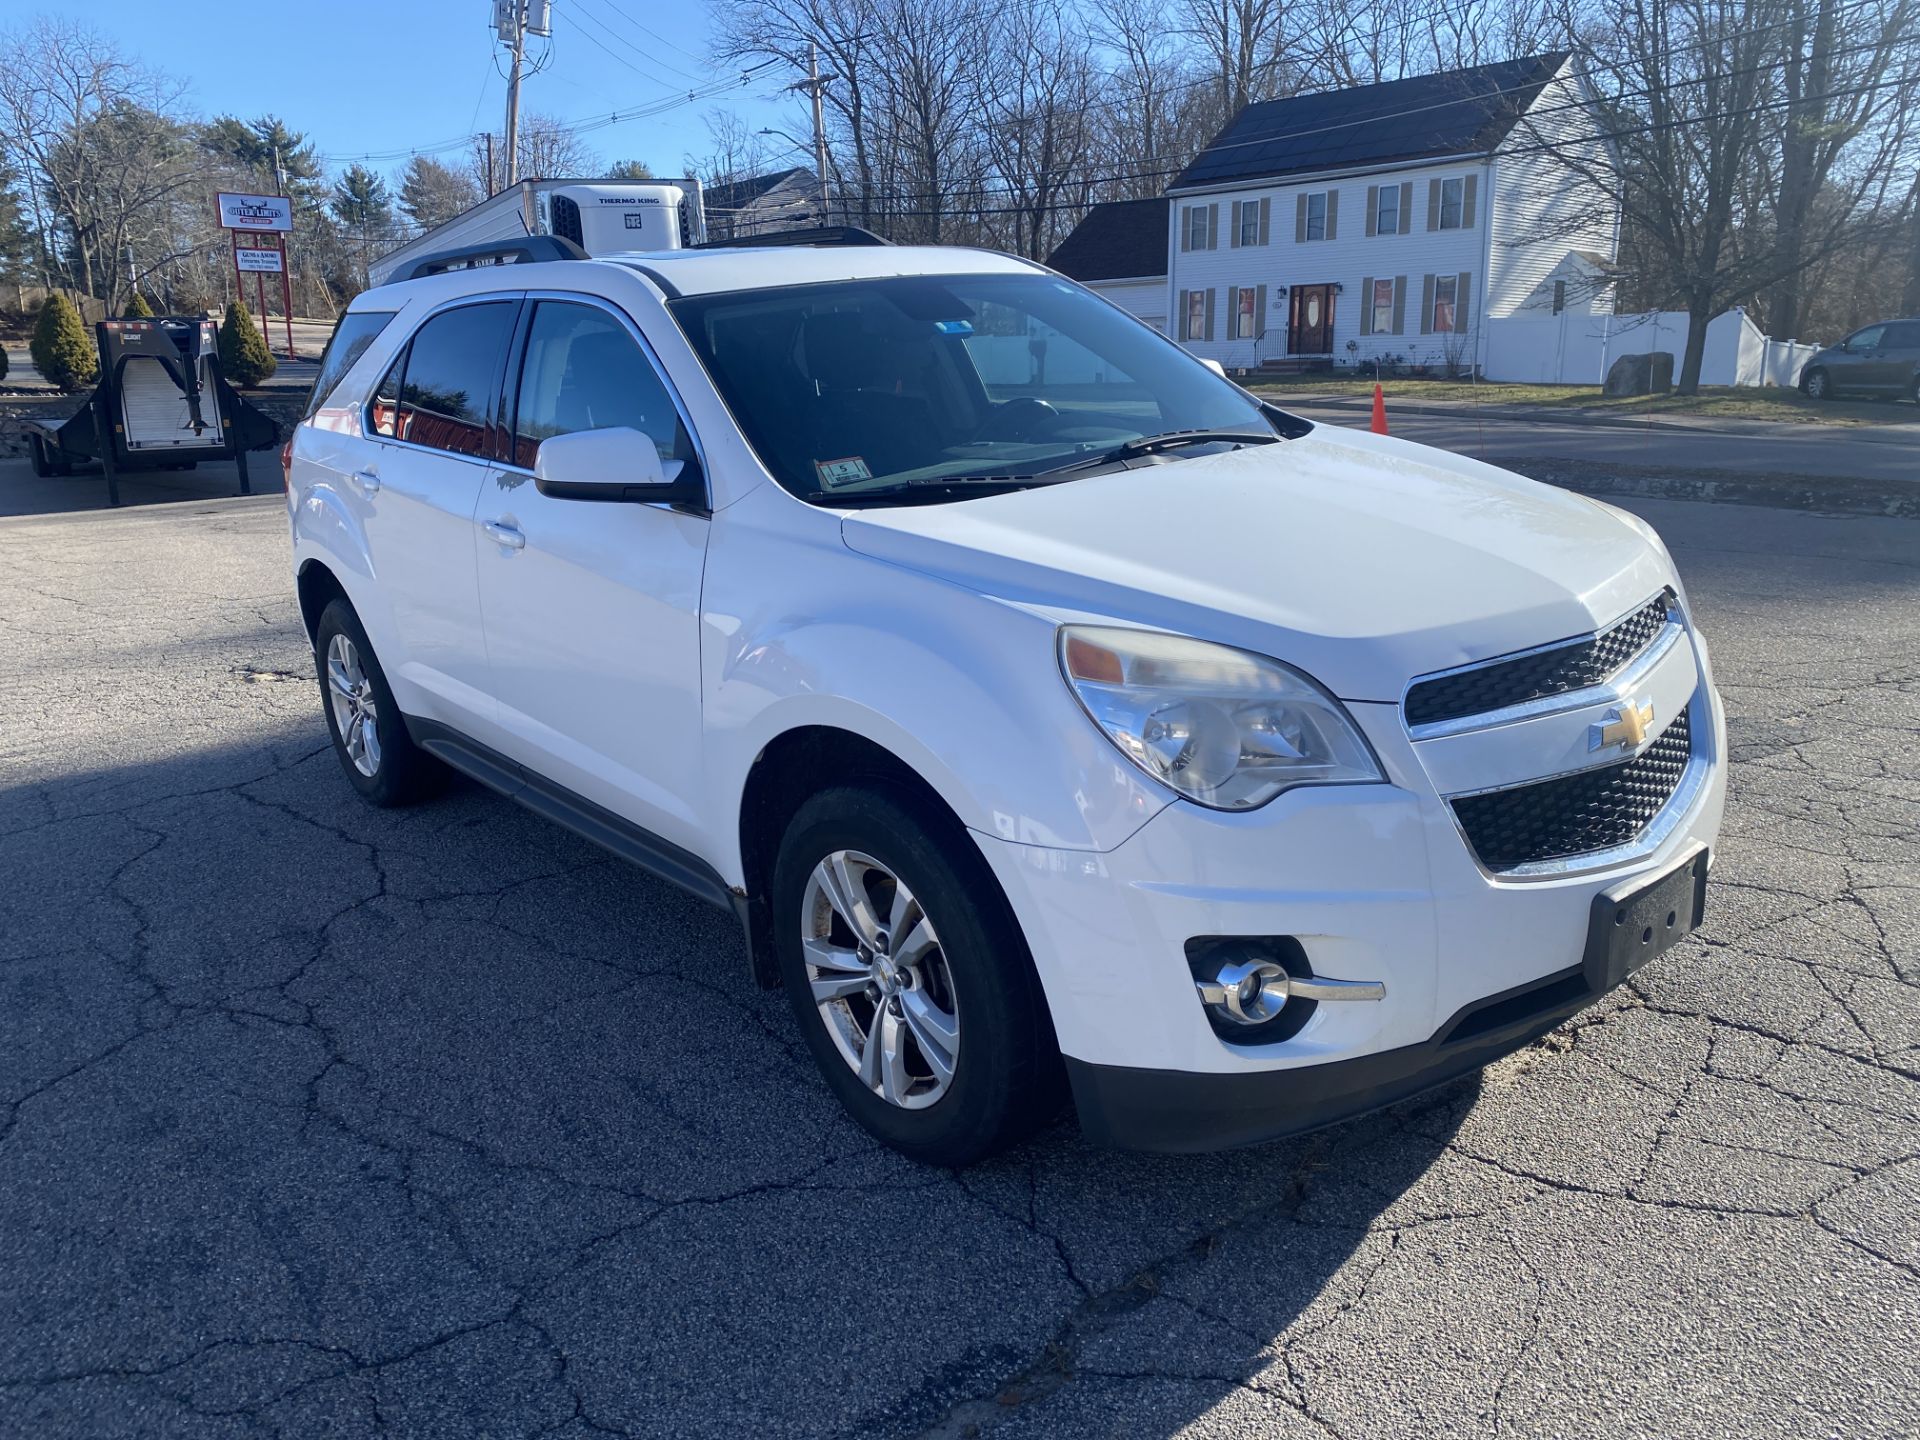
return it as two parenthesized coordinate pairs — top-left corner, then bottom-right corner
(287, 239), (1726, 1164)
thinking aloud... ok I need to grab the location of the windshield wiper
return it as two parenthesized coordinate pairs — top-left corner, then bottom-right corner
(1040, 427), (1282, 476)
(806, 473), (1056, 505)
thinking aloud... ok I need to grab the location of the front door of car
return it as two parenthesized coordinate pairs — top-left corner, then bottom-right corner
(358, 297), (520, 733)
(473, 296), (712, 854)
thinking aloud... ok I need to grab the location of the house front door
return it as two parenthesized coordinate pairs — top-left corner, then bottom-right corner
(1289, 285), (1334, 355)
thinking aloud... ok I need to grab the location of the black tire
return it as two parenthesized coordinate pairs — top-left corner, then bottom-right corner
(773, 784), (1063, 1166)
(1801, 367), (1830, 400)
(312, 599), (442, 807)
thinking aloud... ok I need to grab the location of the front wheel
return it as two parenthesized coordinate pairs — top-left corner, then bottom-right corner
(1802, 367), (1831, 400)
(773, 785), (1062, 1165)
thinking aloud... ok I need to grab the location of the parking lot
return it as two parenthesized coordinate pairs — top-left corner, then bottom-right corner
(1, 470), (1917, 1438)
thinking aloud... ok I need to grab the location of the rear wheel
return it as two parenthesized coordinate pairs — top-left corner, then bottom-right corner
(773, 785), (1061, 1165)
(312, 600), (441, 807)
(1801, 367), (1831, 400)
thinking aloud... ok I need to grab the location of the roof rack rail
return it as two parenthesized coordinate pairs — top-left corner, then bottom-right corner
(389, 235), (587, 284)
(693, 225), (893, 250)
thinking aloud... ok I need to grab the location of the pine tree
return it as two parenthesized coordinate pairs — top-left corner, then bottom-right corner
(124, 292), (154, 319)
(29, 293), (98, 393)
(218, 299), (277, 387)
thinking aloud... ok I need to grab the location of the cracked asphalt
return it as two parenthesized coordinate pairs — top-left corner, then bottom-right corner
(1, 476), (1916, 1439)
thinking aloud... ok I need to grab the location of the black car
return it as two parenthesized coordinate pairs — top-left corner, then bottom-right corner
(1800, 318), (1920, 402)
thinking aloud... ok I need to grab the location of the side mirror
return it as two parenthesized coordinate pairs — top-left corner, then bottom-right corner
(533, 426), (707, 511)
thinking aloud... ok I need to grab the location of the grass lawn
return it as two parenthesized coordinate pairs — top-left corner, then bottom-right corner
(1246, 375), (1916, 427)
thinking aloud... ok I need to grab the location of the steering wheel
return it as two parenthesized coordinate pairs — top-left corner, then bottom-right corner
(984, 396), (1060, 442)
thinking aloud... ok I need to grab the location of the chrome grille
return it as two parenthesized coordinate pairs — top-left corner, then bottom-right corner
(1406, 592), (1674, 729)
(1451, 709), (1693, 872)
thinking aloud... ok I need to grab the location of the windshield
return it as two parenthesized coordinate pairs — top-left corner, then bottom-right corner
(669, 272), (1278, 502)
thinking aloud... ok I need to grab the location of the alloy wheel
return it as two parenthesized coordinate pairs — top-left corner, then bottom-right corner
(325, 633), (382, 777)
(1805, 369), (1828, 399)
(801, 849), (961, 1110)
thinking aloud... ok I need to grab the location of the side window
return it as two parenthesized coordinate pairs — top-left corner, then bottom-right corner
(1849, 325), (1886, 350)
(511, 301), (691, 470)
(304, 310), (395, 420)
(1439, 177), (1465, 229)
(369, 350), (402, 439)
(1887, 322), (1920, 349)
(389, 301), (517, 458)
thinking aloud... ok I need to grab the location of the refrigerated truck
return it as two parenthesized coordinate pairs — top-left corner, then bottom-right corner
(367, 178), (708, 287)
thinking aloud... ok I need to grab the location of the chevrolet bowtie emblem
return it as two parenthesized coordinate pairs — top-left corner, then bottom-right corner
(1592, 699), (1654, 752)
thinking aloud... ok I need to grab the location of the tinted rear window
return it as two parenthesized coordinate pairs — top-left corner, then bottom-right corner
(390, 301), (516, 458)
(303, 310), (397, 420)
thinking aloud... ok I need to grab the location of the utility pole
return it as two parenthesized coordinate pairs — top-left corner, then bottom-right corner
(484, 133), (496, 196)
(792, 42), (832, 225)
(504, 1), (527, 187)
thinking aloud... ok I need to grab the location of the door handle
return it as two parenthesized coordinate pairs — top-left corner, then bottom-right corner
(482, 519), (526, 550)
(350, 469), (381, 495)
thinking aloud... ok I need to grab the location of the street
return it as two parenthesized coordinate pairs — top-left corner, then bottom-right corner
(1279, 396), (1920, 486)
(1, 472), (1917, 1438)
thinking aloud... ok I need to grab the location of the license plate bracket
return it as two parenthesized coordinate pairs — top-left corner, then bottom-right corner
(1582, 844), (1709, 995)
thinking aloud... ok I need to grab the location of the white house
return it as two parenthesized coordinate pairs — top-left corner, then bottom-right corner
(1156, 53), (1617, 375)
(1046, 196), (1170, 332)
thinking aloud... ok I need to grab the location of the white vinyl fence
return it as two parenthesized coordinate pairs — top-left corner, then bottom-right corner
(1485, 307), (1820, 388)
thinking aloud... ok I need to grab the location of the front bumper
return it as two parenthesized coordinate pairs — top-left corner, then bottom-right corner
(1065, 959), (1599, 1151)
(970, 670), (1727, 1152)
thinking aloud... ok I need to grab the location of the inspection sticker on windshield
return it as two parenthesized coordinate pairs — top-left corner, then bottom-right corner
(933, 319), (973, 335)
(815, 456), (872, 488)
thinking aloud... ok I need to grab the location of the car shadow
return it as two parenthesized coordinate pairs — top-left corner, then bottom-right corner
(0, 727), (1476, 1437)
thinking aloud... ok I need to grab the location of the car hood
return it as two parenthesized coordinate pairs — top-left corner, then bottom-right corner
(837, 425), (1675, 702)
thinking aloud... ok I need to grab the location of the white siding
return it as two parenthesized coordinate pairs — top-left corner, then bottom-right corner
(1088, 277), (1167, 332)
(1487, 69), (1618, 318)
(1165, 157), (1494, 373)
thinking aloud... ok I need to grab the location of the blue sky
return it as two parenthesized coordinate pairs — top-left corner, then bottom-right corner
(40, 0), (802, 183)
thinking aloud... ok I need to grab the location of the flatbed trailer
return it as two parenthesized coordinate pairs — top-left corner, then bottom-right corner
(23, 316), (280, 506)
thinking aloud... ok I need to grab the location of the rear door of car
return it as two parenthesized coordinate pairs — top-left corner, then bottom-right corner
(1878, 321), (1920, 395)
(470, 293), (713, 855)
(357, 296), (522, 734)
(1837, 324), (1889, 391)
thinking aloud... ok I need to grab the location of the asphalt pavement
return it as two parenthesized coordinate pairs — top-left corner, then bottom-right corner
(1279, 396), (1919, 485)
(1, 465), (1917, 1438)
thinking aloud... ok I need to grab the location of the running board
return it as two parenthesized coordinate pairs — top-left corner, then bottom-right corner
(408, 718), (737, 915)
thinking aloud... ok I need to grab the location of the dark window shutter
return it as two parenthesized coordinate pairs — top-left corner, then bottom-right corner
(1295, 193), (1308, 243)
(1462, 175), (1478, 229)
(1179, 210), (1191, 253)
(1229, 200), (1242, 248)
(1325, 189), (1339, 241)
(1255, 284), (1267, 338)
(1207, 203), (1219, 250)
(1258, 196), (1271, 245)
(1360, 274), (1375, 335)
(1426, 179), (1441, 233)
(1392, 275), (1407, 334)
(1455, 271), (1471, 333)
(1365, 186), (1378, 238)
(1178, 289), (1190, 338)
(1420, 274), (1435, 334)
(1204, 287), (1216, 340)
(1398, 183), (1413, 235)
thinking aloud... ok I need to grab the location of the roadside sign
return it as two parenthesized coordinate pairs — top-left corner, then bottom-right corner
(216, 191), (294, 233)
(235, 246), (284, 274)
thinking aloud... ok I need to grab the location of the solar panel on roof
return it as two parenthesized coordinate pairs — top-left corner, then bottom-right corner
(1171, 54), (1568, 191)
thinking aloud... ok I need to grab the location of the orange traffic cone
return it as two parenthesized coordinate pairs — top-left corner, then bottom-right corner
(1371, 383), (1389, 435)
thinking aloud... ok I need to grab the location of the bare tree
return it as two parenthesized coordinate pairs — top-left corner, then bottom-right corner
(977, 0), (1098, 256)
(1762, 0), (1920, 338)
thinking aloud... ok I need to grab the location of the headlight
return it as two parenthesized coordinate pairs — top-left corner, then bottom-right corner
(1059, 626), (1384, 810)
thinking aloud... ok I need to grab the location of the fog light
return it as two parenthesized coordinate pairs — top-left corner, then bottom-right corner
(1197, 957), (1292, 1026)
